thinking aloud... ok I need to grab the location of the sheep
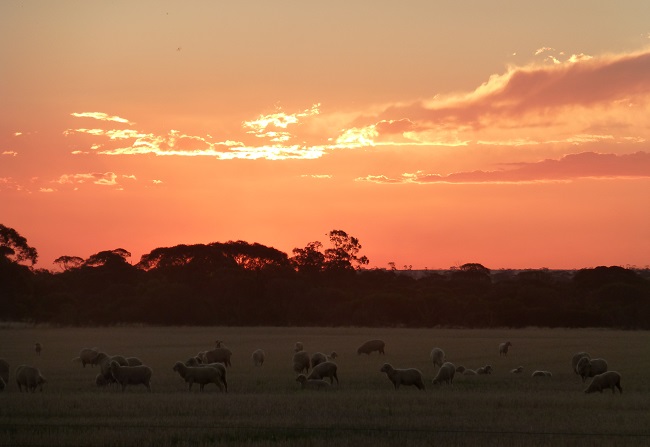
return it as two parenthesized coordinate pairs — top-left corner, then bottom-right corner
(357, 339), (385, 355)
(532, 370), (553, 377)
(455, 365), (466, 373)
(477, 365), (493, 375)
(16, 365), (46, 392)
(430, 348), (445, 368)
(380, 363), (425, 390)
(432, 362), (456, 385)
(97, 353), (129, 384)
(205, 347), (232, 367)
(296, 374), (330, 390)
(576, 357), (608, 382)
(109, 361), (152, 392)
(311, 351), (337, 368)
(95, 373), (112, 387)
(172, 361), (227, 392)
(196, 351), (209, 363)
(252, 349), (265, 366)
(584, 371), (622, 394)
(307, 361), (339, 384)
(73, 347), (100, 367)
(35, 342), (42, 355)
(185, 356), (202, 367)
(0, 376), (5, 392)
(463, 369), (477, 375)
(499, 341), (512, 356)
(126, 357), (143, 367)
(572, 352), (591, 375)
(294, 342), (304, 353)
(0, 358), (9, 384)
(215, 340), (225, 348)
(293, 350), (311, 374)
(510, 366), (524, 374)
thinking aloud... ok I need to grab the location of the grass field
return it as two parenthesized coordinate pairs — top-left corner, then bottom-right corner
(1, 326), (649, 446)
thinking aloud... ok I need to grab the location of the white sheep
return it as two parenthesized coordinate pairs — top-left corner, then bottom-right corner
(477, 365), (493, 375)
(294, 342), (304, 353)
(432, 362), (456, 385)
(97, 353), (128, 384)
(252, 349), (265, 366)
(576, 357), (608, 382)
(293, 350), (311, 374)
(510, 366), (524, 374)
(572, 352), (591, 375)
(109, 361), (152, 392)
(307, 361), (339, 384)
(430, 348), (445, 368)
(357, 339), (385, 355)
(0, 358), (9, 384)
(172, 361), (226, 392)
(584, 371), (622, 394)
(531, 370), (553, 377)
(499, 341), (512, 356)
(73, 347), (100, 367)
(16, 365), (46, 392)
(380, 363), (425, 390)
(205, 347), (232, 367)
(296, 374), (330, 390)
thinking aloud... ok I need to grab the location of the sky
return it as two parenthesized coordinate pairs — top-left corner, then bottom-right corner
(2, 1), (650, 271)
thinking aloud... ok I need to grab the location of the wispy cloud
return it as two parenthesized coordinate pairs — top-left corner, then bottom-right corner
(71, 112), (133, 125)
(356, 152), (650, 184)
(2, 151), (18, 157)
(56, 172), (119, 186)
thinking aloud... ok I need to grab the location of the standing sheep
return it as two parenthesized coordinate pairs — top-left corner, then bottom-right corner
(109, 361), (152, 392)
(499, 341), (512, 356)
(307, 361), (339, 384)
(430, 348), (445, 368)
(432, 362), (456, 385)
(172, 361), (227, 392)
(584, 371), (622, 394)
(293, 351), (311, 374)
(572, 352), (591, 374)
(252, 349), (265, 366)
(576, 357), (608, 382)
(296, 374), (330, 390)
(531, 370), (553, 377)
(205, 347), (232, 367)
(357, 339), (385, 355)
(73, 347), (100, 367)
(16, 365), (46, 392)
(0, 358), (9, 384)
(380, 363), (425, 390)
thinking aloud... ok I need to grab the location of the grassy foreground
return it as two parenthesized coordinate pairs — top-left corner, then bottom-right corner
(1, 326), (649, 446)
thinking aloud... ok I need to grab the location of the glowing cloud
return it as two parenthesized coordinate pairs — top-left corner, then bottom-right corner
(71, 112), (133, 125)
(56, 172), (119, 186)
(2, 151), (18, 157)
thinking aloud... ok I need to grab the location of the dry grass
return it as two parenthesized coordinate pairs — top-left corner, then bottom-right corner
(1, 326), (649, 446)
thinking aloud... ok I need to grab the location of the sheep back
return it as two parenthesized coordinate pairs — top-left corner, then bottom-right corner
(16, 365), (46, 392)
(572, 352), (590, 374)
(205, 347), (232, 367)
(531, 370), (552, 377)
(432, 362), (456, 385)
(109, 361), (152, 392)
(307, 361), (338, 384)
(357, 339), (385, 355)
(310, 352), (327, 368)
(380, 363), (425, 390)
(296, 374), (330, 390)
(577, 357), (608, 382)
(584, 371), (622, 394)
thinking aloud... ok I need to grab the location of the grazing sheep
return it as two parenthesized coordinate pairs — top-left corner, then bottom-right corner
(0, 358), (9, 384)
(126, 357), (143, 367)
(73, 347), (100, 367)
(293, 350), (311, 374)
(311, 352), (337, 367)
(380, 363), (425, 390)
(455, 365), (466, 373)
(532, 370), (553, 377)
(357, 339), (385, 355)
(584, 371), (622, 394)
(294, 342), (304, 353)
(16, 365), (46, 392)
(572, 352), (591, 374)
(576, 357), (608, 382)
(463, 369), (477, 375)
(510, 366), (524, 374)
(172, 361), (227, 392)
(252, 349), (265, 366)
(308, 361), (339, 384)
(205, 347), (232, 367)
(95, 373), (112, 388)
(296, 374), (330, 390)
(430, 348), (445, 368)
(499, 341), (512, 356)
(97, 353), (129, 384)
(432, 362), (456, 385)
(109, 361), (152, 392)
(34, 342), (42, 356)
(477, 365), (493, 375)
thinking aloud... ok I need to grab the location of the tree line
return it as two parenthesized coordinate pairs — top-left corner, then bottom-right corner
(1, 224), (649, 328)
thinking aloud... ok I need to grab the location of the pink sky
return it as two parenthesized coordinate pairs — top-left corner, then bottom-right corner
(2, 1), (650, 270)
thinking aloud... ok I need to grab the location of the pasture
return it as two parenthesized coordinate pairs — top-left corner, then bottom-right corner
(1, 326), (649, 446)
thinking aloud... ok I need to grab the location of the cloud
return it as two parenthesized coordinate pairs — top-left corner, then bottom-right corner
(300, 174), (332, 179)
(56, 172), (119, 186)
(71, 112), (133, 125)
(2, 151), (18, 157)
(356, 152), (650, 184)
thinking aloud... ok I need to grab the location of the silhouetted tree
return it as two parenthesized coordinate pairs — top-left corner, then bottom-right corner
(0, 224), (38, 265)
(54, 255), (84, 271)
(324, 230), (369, 271)
(291, 241), (326, 274)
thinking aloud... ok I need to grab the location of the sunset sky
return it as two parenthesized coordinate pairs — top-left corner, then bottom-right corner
(2, 1), (650, 271)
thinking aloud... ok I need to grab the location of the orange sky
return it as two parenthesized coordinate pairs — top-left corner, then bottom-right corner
(2, 1), (650, 270)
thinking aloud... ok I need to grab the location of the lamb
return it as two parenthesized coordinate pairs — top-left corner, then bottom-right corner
(576, 357), (608, 382)
(584, 371), (622, 394)
(109, 361), (152, 392)
(311, 351), (338, 367)
(432, 362), (456, 385)
(73, 347), (100, 367)
(296, 374), (330, 390)
(172, 361), (227, 392)
(510, 366), (524, 374)
(430, 348), (445, 368)
(572, 352), (591, 374)
(357, 339), (385, 355)
(499, 341), (512, 356)
(294, 342), (304, 353)
(0, 358), (9, 384)
(35, 342), (42, 355)
(477, 365), (493, 375)
(380, 363), (425, 390)
(532, 370), (553, 377)
(307, 361), (339, 384)
(205, 347), (232, 367)
(293, 350), (311, 374)
(252, 349), (265, 366)
(16, 365), (46, 392)
(126, 357), (143, 367)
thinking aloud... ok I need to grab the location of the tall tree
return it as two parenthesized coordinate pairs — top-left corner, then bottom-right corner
(324, 230), (369, 271)
(0, 224), (38, 265)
